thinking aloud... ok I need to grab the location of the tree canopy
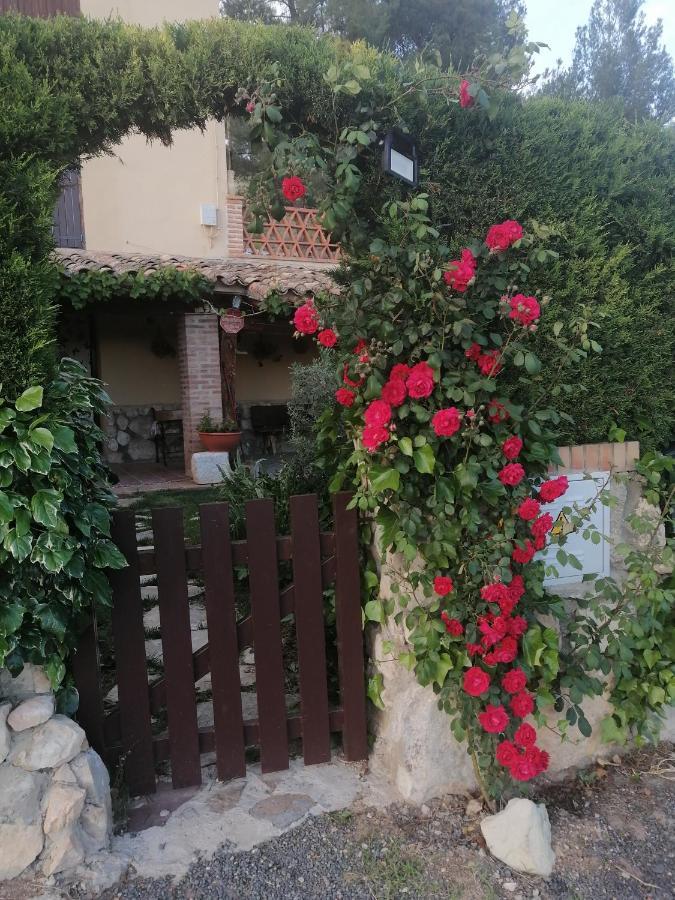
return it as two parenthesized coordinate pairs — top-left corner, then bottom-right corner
(220, 0), (526, 69)
(540, 0), (675, 122)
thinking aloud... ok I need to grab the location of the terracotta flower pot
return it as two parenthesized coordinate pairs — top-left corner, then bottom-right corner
(198, 431), (241, 452)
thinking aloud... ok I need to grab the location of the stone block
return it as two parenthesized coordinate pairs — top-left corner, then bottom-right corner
(127, 438), (156, 461)
(481, 798), (555, 876)
(79, 802), (112, 852)
(41, 825), (85, 876)
(10, 715), (86, 771)
(70, 749), (111, 808)
(0, 823), (44, 880)
(191, 451), (233, 485)
(117, 430), (130, 447)
(0, 702), (10, 764)
(0, 765), (45, 824)
(42, 782), (86, 834)
(7, 694), (54, 732)
(0, 663), (51, 703)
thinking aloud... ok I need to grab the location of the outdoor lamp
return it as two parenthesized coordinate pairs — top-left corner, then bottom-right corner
(382, 129), (419, 187)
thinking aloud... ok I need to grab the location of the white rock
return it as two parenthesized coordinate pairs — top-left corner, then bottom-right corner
(0, 702), (11, 763)
(465, 798), (483, 817)
(41, 826), (85, 876)
(10, 715), (86, 770)
(0, 664), (52, 703)
(0, 764), (45, 824)
(480, 798), (555, 877)
(7, 693), (55, 732)
(53, 763), (77, 784)
(191, 451), (233, 485)
(70, 749), (111, 808)
(79, 802), (112, 852)
(42, 782), (86, 834)
(0, 823), (44, 879)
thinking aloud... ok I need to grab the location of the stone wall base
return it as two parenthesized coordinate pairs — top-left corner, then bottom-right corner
(0, 665), (113, 883)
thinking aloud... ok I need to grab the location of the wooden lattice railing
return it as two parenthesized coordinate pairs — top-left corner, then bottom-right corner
(236, 202), (340, 262)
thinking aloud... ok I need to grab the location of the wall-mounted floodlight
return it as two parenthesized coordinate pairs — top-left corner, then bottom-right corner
(382, 129), (419, 187)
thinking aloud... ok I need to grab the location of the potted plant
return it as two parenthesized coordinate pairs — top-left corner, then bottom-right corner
(196, 411), (241, 452)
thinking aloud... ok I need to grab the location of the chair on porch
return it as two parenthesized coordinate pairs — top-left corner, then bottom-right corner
(249, 404), (290, 456)
(150, 408), (183, 466)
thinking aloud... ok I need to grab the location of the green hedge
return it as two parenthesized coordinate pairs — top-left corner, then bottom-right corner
(425, 98), (675, 451)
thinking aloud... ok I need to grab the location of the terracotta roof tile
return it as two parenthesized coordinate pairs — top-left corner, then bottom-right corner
(53, 249), (340, 300)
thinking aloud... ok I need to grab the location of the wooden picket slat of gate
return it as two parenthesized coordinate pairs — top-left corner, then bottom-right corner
(333, 492), (368, 761)
(290, 494), (331, 765)
(246, 499), (289, 773)
(153, 507), (202, 788)
(109, 510), (156, 795)
(72, 611), (106, 758)
(199, 502), (246, 781)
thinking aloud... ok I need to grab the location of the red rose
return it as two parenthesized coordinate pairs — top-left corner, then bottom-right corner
(245, 100), (256, 113)
(459, 79), (475, 109)
(478, 704), (509, 733)
(514, 722), (537, 747)
(406, 361), (435, 398)
(533, 533), (546, 551)
(444, 248), (476, 293)
(441, 613), (463, 637)
(509, 754), (539, 782)
(496, 740), (519, 767)
(293, 301), (319, 335)
(485, 219), (523, 252)
(539, 476), (569, 503)
(463, 666), (491, 697)
(478, 612), (509, 647)
(502, 668), (528, 694)
(364, 399), (392, 427)
(353, 339), (368, 355)
(434, 575), (454, 596)
(510, 691), (535, 718)
(512, 539), (536, 565)
(502, 436), (523, 460)
(466, 642), (483, 657)
(362, 424), (389, 452)
(526, 745), (550, 774)
(477, 350), (503, 376)
(389, 363), (411, 381)
(498, 463), (525, 487)
(480, 582), (510, 606)
(509, 294), (540, 327)
(432, 407), (462, 438)
(335, 388), (355, 407)
(465, 342), (482, 362)
(381, 379), (407, 406)
(507, 575), (525, 604)
(487, 400), (509, 424)
(492, 636), (518, 664)
(317, 328), (338, 348)
(281, 175), (306, 202)
(517, 498), (541, 521)
(507, 615), (528, 637)
(343, 363), (365, 388)
(531, 513), (554, 542)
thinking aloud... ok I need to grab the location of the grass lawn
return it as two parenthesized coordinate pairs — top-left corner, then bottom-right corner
(126, 487), (222, 544)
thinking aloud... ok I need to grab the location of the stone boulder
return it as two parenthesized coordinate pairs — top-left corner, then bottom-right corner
(0, 701), (10, 763)
(10, 715), (86, 771)
(0, 664), (52, 703)
(480, 798), (555, 877)
(0, 766), (47, 880)
(41, 827), (85, 876)
(7, 693), (54, 732)
(0, 823), (44, 880)
(42, 782), (86, 834)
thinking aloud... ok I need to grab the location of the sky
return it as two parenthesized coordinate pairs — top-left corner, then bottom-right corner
(525, 0), (675, 77)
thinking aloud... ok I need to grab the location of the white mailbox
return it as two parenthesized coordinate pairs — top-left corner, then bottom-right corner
(540, 471), (610, 585)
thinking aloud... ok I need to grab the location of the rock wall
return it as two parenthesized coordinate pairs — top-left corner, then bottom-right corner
(0, 665), (113, 882)
(101, 404), (181, 465)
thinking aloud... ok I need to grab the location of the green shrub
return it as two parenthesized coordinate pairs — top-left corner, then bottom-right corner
(425, 97), (675, 450)
(0, 360), (125, 691)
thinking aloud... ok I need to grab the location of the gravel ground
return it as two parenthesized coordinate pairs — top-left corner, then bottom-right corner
(94, 744), (674, 900)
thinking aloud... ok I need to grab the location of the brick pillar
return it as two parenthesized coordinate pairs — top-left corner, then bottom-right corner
(226, 196), (245, 257)
(177, 311), (223, 473)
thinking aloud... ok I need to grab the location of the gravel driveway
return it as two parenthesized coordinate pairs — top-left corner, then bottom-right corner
(96, 744), (674, 900)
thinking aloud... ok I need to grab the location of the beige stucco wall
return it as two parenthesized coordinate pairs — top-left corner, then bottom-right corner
(96, 312), (181, 406)
(235, 337), (315, 403)
(79, 0), (231, 259)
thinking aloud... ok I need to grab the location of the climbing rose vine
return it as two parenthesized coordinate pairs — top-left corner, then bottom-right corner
(288, 195), (599, 802)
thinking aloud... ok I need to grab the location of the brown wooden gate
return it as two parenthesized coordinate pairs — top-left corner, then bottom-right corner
(72, 492), (368, 796)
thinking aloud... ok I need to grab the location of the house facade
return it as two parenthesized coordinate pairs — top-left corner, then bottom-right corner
(5, 0), (338, 476)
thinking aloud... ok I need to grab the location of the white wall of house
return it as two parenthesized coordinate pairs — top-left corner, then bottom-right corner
(79, 0), (231, 259)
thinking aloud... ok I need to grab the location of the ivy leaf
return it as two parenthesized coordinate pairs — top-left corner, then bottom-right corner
(600, 716), (627, 744)
(434, 653), (453, 687)
(15, 386), (43, 412)
(3, 529), (32, 562)
(31, 490), (61, 528)
(45, 656), (66, 689)
(52, 426), (77, 454)
(398, 651), (416, 671)
(398, 437), (413, 457)
(364, 599), (385, 624)
(413, 444), (436, 475)
(0, 601), (24, 634)
(523, 625), (545, 667)
(370, 467), (400, 494)
(367, 673), (385, 710)
(29, 426), (54, 452)
(0, 490), (13, 524)
(92, 540), (128, 570)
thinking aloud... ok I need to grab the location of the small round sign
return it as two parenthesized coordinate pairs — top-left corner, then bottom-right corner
(220, 312), (244, 334)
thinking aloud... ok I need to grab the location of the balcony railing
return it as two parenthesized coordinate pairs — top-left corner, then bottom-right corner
(226, 196), (339, 263)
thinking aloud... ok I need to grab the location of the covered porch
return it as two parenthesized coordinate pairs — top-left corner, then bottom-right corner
(56, 249), (339, 488)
